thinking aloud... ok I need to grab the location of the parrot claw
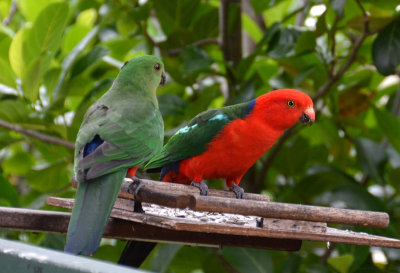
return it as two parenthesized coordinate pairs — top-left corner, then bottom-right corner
(128, 177), (145, 213)
(191, 180), (209, 196)
(230, 184), (244, 199)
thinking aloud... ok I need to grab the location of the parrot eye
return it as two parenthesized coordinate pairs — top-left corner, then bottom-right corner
(154, 63), (161, 71)
(287, 100), (295, 108)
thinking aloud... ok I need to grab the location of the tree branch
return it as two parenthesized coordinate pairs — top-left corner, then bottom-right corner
(321, 242), (336, 265)
(313, 2), (369, 101)
(220, 0), (242, 97)
(294, 0), (309, 27)
(3, 0), (17, 26)
(282, 3), (308, 23)
(0, 120), (74, 150)
(256, 0), (371, 184)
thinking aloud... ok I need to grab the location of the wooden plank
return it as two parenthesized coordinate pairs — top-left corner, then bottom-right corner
(46, 197), (400, 249)
(72, 179), (388, 228)
(0, 238), (145, 273)
(72, 178), (271, 202)
(118, 181), (389, 228)
(191, 195), (389, 228)
(0, 206), (301, 251)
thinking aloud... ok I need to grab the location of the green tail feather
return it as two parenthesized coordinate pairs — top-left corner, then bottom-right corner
(65, 170), (126, 255)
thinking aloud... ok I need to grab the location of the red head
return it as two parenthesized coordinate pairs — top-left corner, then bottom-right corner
(251, 89), (315, 131)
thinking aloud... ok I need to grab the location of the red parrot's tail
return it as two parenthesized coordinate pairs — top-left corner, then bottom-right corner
(160, 162), (191, 184)
(161, 170), (191, 184)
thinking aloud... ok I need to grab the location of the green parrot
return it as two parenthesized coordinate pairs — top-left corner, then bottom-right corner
(65, 55), (165, 255)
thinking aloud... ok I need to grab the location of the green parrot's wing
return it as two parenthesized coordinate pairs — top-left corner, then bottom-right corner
(145, 100), (254, 170)
(75, 98), (163, 182)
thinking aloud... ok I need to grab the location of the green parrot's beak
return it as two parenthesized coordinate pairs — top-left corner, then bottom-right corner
(160, 72), (166, 86)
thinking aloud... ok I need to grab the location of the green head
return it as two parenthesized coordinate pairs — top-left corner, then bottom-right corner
(113, 55), (166, 101)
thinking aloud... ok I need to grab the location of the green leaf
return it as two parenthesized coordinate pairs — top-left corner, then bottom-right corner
(314, 183), (386, 211)
(337, 245), (370, 273)
(0, 173), (19, 206)
(52, 25), (101, 104)
(167, 246), (209, 273)
(373, 106), (400, 154)
(0, 100), (31, 123)
(154, 0), (201, 36)
(26, 161), (71, 192)
(22, 55), (52, 102)
(158, 94), (187, 116)
(294, 66), (315, 86)
(295, 166), (355, 201)
(190, 5), (219, 40)
(280, 254), (302, 273)
(222, 247), (273, 273)
(242, 13), (263, 42)
(372, 20), (400, 76)
(327, 254), (354, 273)
(179, 46), (214, 75)
(315, 12), (327, 37)
(70, 46), (109, 78)
(267, 28), (300, 59)
(354, 138), (387, 185)
(295, 31), (316, 55)
(28, 2), (69, 58)
(274, 137), (310, 178)
(0, 58), (16, 88)
(18, 0), (60, 22)
(9, 28), (27, 79)
(2, 148), (35, 176)
(149, 244), (182, 273)
(0, 33), (12, 63)
(62, 24), (92, 54)
(250, 0), (272, 13)
(20, 2), (69, 101)
(93, 240), (125, 262)
(348, 16), (393, 33)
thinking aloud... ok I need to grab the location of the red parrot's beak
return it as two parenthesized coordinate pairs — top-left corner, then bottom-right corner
(299, 106), (315, 125)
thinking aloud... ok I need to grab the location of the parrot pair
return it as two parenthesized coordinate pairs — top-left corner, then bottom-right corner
(65, 54), (315, 260)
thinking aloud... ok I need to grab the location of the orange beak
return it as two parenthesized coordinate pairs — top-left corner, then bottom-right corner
(299, 106), (315, 125)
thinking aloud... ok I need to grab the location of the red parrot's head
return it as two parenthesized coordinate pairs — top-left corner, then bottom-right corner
(253, 89), (315, 131)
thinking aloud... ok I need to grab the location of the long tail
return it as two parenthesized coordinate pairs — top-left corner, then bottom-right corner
(118, 241), (156, 267)
(65, 170), (126, 255)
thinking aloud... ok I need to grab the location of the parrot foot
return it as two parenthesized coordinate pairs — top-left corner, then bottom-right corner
(230, 184), (244, 199)
(128, 177), (145, 213)
(191, 180), (209, 196)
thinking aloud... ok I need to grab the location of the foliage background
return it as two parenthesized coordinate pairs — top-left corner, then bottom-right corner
(0, 0), (400, 272)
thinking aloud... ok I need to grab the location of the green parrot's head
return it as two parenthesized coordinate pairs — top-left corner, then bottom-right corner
(118, 55), (166, 94)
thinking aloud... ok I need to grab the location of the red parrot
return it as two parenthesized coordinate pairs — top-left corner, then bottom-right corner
(145, 89), (315, 198)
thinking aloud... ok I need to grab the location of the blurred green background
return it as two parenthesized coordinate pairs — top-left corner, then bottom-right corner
(0, 0), (400, 272)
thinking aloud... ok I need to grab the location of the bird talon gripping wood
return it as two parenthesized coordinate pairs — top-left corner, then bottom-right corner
(129, 177), (146, 213)
(230, 184), (244, 199)
(191, 180), (209, 196)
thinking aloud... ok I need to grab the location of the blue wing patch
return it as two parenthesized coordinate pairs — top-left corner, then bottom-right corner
(83, 135), (104, 157)
(243, 99), (256, 116)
